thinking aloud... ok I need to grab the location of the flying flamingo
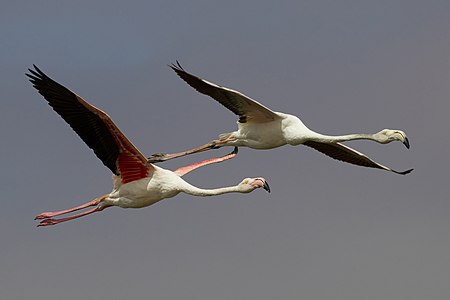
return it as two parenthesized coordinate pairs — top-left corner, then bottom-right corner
(27, 66), (270, 227)
(148, 62), (413, 175)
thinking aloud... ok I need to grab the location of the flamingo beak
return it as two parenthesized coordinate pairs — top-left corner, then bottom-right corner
(263, 181), (271, 193)
(403, 137), (410, 149)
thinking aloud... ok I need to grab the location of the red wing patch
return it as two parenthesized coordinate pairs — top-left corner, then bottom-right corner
(118, 151), (150, 184)
(98, 114), (152, 184)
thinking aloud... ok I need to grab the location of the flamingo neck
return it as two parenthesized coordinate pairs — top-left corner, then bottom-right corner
(310, 133), (375, 143)
(181, 183), (241, 197)
(282, 116), (377, 145)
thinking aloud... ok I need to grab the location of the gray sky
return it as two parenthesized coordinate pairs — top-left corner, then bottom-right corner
(2, 0), (450, 299)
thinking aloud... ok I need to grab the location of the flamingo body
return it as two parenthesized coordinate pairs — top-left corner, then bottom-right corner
(26, 66), (269, 227)
(148, 62), (413, 175)
(231, 113), (315, 149)
(107, 167), (187, 209)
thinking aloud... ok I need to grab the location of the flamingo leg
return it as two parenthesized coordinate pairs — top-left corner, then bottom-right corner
(174, 147), (238, 176)
(35, 194), (108, 220)
(148, 141), (218, 163)
(147, 139), (232, 163)
(37, 204), (109, 227)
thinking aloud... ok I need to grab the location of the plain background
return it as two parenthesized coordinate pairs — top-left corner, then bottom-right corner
(2, 1), (449, 299)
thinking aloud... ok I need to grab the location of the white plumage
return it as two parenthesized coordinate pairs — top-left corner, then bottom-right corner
(148, 62), (412, 175)
(27, 65), (269, 227)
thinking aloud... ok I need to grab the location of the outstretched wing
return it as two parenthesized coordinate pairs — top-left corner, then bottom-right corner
(26, 65), (152, 184)
(303, 141), (413, 175)
(174, 147), (238, 177)
(170, 61), (280, 123)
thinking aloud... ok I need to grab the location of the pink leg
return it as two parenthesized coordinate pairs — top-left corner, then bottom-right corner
(174, 147), (238, 176)
(147, 142), (216, 162)
(35, 194), (108, 220)
(37, 205), (109, 227)
(147, 139), (228, 163)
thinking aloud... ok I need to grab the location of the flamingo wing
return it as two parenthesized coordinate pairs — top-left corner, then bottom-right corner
(303, 141), (413, 175)
(170, 61), (280, 123)
(26, 65), (152, 184)
(174, 147), (238, 177)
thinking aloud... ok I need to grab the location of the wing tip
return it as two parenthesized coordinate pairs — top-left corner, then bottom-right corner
(26, 64), (47, 83)
(169, 60), (184, 72)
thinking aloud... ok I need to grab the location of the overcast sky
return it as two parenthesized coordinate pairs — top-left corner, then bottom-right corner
(2, 1), (450, 299)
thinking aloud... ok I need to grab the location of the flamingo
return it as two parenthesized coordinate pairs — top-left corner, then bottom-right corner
(148, 62), (413, 175)
(26, 66), (270, 227)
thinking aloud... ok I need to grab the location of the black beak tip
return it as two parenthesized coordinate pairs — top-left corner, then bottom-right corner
(263, 181), (271, 193)
(399, 168), (414, 175)
(404, 137), (410, 149)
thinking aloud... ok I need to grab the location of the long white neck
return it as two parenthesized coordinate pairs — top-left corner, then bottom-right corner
(310, 132), (376, 144)
(283, 115), (379, 145)
(181, 183), (241, 197)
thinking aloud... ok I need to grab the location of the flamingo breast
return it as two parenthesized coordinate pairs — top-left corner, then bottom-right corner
(107, 169), (182, 208)
(236, 118), (287, 149)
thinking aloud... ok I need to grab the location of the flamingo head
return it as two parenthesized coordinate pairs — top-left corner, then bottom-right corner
(239, 177), (271, 193)
(375, 129), (410, 149)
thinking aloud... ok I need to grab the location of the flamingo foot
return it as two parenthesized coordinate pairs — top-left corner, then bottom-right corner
(35, 212), (59, 220)
(34, 194), (108, 222)
(147, 153), (167, 163)
(35, 205), (106, 227)
(37, 218), (59, 227)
